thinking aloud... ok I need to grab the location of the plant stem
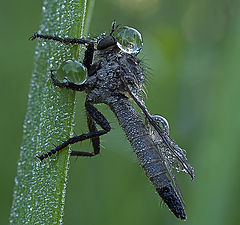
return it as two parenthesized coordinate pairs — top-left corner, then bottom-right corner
(10, 0), (94, 224)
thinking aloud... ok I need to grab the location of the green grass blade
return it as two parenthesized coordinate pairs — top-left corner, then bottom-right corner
(10, 0), (94, 224)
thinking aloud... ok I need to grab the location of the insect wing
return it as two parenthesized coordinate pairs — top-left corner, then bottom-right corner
(161, 134), (195, 179)
(154, 139), (186, 204)
(120, 74), (194, 178)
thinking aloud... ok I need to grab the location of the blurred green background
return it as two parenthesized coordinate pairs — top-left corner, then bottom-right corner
(1, 0), (240, 224)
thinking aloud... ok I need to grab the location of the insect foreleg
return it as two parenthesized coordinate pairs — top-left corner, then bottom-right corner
(29, 32), (90, 45)
(29, 32), (95, 72)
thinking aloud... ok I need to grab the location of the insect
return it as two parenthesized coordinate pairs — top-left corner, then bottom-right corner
(30, 22), (194, 220)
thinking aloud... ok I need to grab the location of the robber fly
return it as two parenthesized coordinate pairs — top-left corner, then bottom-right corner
(30, 22), (194, 220)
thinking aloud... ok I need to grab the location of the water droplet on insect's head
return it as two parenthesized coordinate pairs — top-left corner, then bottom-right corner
(113, 25), (143, 54)
(151, 115), (170, 134)
(57, 60), (87, 85)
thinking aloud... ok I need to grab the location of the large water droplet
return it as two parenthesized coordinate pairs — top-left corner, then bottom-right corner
(113, 25), (143, 54)
(56, 60), (87, 85)
(151, 115), (170, 135)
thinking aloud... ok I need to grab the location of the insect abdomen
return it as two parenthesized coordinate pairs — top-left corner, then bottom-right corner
(108, 97), (186, 219)
(131, 130), (186, 219)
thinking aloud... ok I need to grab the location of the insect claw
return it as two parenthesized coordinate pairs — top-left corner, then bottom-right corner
(36, 154), (44, 161)
(29, 32), (38, 41)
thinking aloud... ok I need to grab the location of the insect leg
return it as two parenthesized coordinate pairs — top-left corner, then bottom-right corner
(71, 104), (101, 157)
(36, 101), (111, 160)
(83, 42), (94, 71)
(29, 32), (90, 45)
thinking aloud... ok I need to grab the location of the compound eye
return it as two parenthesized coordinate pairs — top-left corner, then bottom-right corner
(97, 36), (116, 50)
(57, 60), (87, 85)
(113, 25), (143, 54)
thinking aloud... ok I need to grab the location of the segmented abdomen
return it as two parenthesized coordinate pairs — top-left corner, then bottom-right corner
(108, 97), (186, 219)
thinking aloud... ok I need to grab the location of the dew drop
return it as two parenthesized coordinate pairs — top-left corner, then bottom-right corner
(113, 25), (143, 54)
(56, 59), (87, 85)
(151, 115), (170, 134)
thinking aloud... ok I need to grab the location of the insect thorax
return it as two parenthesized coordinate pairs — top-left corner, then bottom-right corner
(85, 49), (145, 104)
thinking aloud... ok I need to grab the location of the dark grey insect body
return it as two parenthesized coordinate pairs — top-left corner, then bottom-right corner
(30, 22), (194, 220)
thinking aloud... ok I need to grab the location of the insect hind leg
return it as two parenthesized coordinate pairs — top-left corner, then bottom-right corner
(71, 102), (103, 157)
(36, 101), (111, 161)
